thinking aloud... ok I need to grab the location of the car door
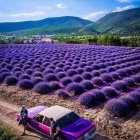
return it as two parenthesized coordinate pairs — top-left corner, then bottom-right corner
(28, 115), (50, 136)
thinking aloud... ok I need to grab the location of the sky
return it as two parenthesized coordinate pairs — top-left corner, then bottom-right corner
(0, 0), (140, 22)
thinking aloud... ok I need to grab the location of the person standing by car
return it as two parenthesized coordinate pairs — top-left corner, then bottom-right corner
(20, 106), (28, 118)
(19, 106), (28, 136)
(49, 118), (61, 140)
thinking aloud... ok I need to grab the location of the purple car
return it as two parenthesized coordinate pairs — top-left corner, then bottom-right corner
(17, 105), (96, 140)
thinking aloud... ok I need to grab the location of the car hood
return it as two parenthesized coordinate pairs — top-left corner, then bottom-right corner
(17, 106), (46, 119)
(62, 118), (95, 138)
(28, 106), (46, 118)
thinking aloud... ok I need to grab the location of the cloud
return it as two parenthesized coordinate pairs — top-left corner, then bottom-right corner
(116, 0), (132, 2)
(56, 3), (67, 9)
(10, 11), (45, 17)
(114, 5), (134, 12)
(37, 6), (52, 10)
(83, 11), (107, 20)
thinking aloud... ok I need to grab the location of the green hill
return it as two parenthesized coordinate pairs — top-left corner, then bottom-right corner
(0, 16), (92, 33)
(83, 7), (140, 35)
(0, 7), (140, 35)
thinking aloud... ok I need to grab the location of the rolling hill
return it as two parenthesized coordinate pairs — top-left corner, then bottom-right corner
(0, 16), (93, 33)
(82, 7), (140, 35)
(0, 7), (140, 35)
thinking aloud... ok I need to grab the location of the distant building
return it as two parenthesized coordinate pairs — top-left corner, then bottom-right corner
(42, 38), (52, 43)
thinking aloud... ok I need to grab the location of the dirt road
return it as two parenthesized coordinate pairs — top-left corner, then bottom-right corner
(0, 98), (109, 140)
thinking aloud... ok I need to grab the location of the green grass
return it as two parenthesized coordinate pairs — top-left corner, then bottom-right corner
(0, 124), (21, 140)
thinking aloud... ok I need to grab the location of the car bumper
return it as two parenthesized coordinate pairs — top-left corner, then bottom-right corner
(77, 130), (97, 140)
(87, 130), (97, 139)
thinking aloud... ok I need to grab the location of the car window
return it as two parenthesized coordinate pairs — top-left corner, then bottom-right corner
(42, 117), (50, 127)
(57, 112), (80, 128)
(34, 115), (44, 123)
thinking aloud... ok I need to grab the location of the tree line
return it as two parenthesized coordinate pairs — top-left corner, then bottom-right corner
(54, 35), (140, 47)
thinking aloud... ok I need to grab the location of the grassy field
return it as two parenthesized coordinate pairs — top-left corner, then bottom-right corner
(0, 124), (21, 140)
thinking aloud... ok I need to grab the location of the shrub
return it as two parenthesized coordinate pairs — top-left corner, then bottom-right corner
(45, 74), (58, 82)
(56, 72), (66, 79)
(124, 68), (133, 75)
(112, 81), (128, 92)
(130, 66), (139, 73)
(92, 71), (100, 77)
(79, 92), (97, 107)
(72, 75), (83, 82)
(22, 65), (31, 71)
(55, 89), (69, 99)
(84, 66), (92, 72)
(4, 76), (18, 85)
(49, 81), (61, 91)
(117, 70), (127, 77)
(81, 80), (94, 90)
(32, 64), (41, 69)
(0, 72), (11, 82)
(101, 74), (113, 83)
(99, 69), (107, 74)
(5, 64), (13, 70)
(67, 69), (77, 76)
(131, 75), (140, 83)
(32, 72), (43, 77)
(102, 87), (119, 98)
(123, 78), (136, 87)
(34, 82), (51, 94)
(107, 67), (115, 72)
(120, 96), (137, 111)
(31, 77), (43, 85)
(77, 68), (84, 74)
(63, 66), (71, 71)
(19, 74), (30, 80)
(105, 99), (130, 117)
(92, 78), (104, 86)
(25, 69), (33, 75)
(129, 91), (140, 104)
(82, 72), (92, 80)
(54, 68), (63, 73)
(92, 90), (106, 103)
(18, 79), (33, 89)
(110, 72), (121, 80)
(57, 63), (64, 68)
(44, 69), (54, 74)
(66, 82), (84, 95)
(79, 63), (86, 68)
(92, 64), (100, 70)
(0, 68), (10, 73)
(14, 71), (22, 78)
(60, 77), (73, 86)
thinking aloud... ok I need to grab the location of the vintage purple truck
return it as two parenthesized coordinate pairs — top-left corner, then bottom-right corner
(17, 105), (96, 140)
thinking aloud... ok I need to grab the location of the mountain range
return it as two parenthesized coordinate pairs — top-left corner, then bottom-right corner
(0, 7), (140, 35)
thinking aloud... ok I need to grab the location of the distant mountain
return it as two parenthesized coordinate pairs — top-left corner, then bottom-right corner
(83, 7), (140, 35)
(0, 7), (140, 35)
(0, 16), (93, 33)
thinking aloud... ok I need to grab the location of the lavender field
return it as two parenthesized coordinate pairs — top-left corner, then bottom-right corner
(0, 43), (140, 118)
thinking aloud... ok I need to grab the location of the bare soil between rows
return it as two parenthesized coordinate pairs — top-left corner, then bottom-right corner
(0, 84), (140, 140)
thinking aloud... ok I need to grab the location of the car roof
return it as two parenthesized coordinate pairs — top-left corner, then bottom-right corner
(39, 105), (72, 121)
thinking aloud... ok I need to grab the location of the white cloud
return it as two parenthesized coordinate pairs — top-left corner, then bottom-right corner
(114, 5), (134, 12)
(56, 3), (67, 9)
(83, 11), (107, 20)
(10, 11), (45, 17)
(117, 0), (132, 2)
(37, 6), (52, 10)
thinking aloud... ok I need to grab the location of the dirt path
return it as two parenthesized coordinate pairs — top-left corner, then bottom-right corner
(0, 98), (109, 140)
(0, 99), (47, 140)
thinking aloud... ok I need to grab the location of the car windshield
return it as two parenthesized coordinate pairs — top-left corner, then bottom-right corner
(57, 112), (80, 128)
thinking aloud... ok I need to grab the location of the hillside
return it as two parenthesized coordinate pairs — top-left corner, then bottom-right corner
(83, 7), (140, 35)
(0, 16), (93, 33)
(0, 7), (140, 35)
